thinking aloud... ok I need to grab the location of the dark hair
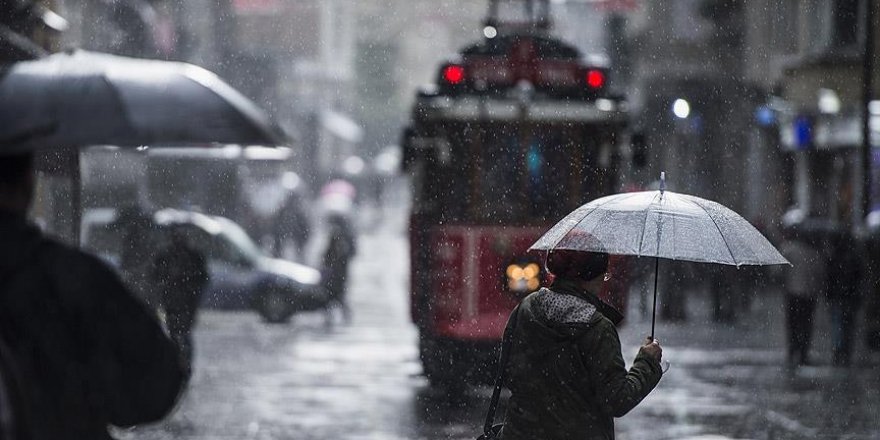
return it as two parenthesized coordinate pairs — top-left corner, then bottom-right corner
(0, 153), (35, 188)
(546, 249), (609, 281)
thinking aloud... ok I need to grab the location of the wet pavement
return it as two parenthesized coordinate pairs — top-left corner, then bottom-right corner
(123, 202), (880, 440)
(618, 294), (880, 440)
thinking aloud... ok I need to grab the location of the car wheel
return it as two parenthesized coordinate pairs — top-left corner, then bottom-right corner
(258, 290), (294, 323)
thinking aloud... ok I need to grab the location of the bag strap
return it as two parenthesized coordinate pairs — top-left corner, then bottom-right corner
(482, 303), (521, 436)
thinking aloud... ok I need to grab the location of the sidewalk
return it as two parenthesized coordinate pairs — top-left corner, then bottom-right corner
(615, 287), (880, 440)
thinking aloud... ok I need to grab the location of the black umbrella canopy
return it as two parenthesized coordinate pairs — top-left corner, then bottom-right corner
(0, 49), (288, 153)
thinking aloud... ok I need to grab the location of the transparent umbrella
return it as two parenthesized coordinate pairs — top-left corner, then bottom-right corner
(530, 173), (790, 337)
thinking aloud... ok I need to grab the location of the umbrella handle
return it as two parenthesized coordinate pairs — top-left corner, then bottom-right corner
(650, 256), (659, 340)
(651, 174), (663, 338)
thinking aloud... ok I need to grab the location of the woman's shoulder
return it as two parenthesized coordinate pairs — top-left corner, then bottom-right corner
(526, 288), (602, 327)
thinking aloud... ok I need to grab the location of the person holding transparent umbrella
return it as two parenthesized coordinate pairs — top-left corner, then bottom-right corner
(497, 246), (663, 440)
(480, 173), (789, 440)
(778, 221), (826, 367)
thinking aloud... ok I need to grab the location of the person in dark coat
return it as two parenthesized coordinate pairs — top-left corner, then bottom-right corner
(321, 213), (356, 324)
(778, 228), (825, 367)
(825, 231), (864, 366)
(864, 235), (880, 352)
(273, 192), (311, 261)
(152, 227), (210, 379)
(0, 153), (185, 440)
(500, 249), (663, 440)
(112, 203), (160, 307)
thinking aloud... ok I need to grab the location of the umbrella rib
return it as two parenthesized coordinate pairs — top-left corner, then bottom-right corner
(691, 198), (738, 266)
(637, 191), (662, 257)
(183, 67), (284, 145)
(98, 74), (139, 141)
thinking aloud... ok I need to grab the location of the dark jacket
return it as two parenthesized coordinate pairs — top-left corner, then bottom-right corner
(825, 233), (863, 301)
(152, 240), (209, 315)
(0, 210), (184, 440)
(321, 216), (356, 299)
(500, 279), (662, 440)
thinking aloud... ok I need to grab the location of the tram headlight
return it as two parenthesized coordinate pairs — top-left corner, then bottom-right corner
(506, 262), (542, 295)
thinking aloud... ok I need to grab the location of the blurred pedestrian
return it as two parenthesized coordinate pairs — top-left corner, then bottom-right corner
(708, 265), (739, 323)
(319, 178), (357, 216)
(778, 229), (825, 367)
(825, 232), (863, 366)
(864, 235), (880, 352)
(499, 249), (663, 440)
(273, 191), (311, 261)
(0, 152), (184, 439)
(321, 213), (357, 324)
(113, 203), (160, 307)
(152, 228), (210, 380)
(658, 261), (688, 322)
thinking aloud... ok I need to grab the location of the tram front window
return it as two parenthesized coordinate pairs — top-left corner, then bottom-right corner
(477, 130), (568, 222)
(419, 123), (606, 225)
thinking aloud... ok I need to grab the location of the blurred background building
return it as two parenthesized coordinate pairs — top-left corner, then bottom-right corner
(4, 0), (879, 273)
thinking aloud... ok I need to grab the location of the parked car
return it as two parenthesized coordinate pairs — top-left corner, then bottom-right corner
(83, 208), (327, 323)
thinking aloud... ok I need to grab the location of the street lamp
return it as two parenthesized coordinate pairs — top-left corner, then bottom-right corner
(672, 98), (691, 119)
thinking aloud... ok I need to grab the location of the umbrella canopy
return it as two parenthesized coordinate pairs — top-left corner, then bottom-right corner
(530, 190), (789, 267)
(531, 183), (788, 338)
(0, 49), (287, 153)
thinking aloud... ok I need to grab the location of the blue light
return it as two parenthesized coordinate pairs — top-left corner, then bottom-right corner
(794, 116), (811, 150)
(526, 144), (542, 177)
(754, 106), (775, 127)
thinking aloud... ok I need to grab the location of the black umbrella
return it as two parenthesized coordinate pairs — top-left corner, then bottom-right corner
(0, 49), (287, 153)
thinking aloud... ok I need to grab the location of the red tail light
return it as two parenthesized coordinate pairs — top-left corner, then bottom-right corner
(442, 65), (466, 85)
(586, 69), (605, 89)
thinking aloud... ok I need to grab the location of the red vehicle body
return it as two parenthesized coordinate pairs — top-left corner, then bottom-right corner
(402, 0), (631, 386)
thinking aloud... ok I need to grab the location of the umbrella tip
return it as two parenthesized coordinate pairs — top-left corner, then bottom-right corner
(660, 171), (666, 194)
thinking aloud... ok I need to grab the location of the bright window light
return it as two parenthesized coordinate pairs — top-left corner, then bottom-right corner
(672, 99), (690, 119)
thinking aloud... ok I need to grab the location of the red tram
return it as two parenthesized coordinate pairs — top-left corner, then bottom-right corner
(402, 0), (632, 386)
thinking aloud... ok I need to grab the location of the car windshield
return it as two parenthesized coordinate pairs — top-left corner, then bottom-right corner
(215, 219), (264, 263)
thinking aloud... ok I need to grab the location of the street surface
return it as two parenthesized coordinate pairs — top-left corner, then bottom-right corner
(123, 199), (880, 440)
